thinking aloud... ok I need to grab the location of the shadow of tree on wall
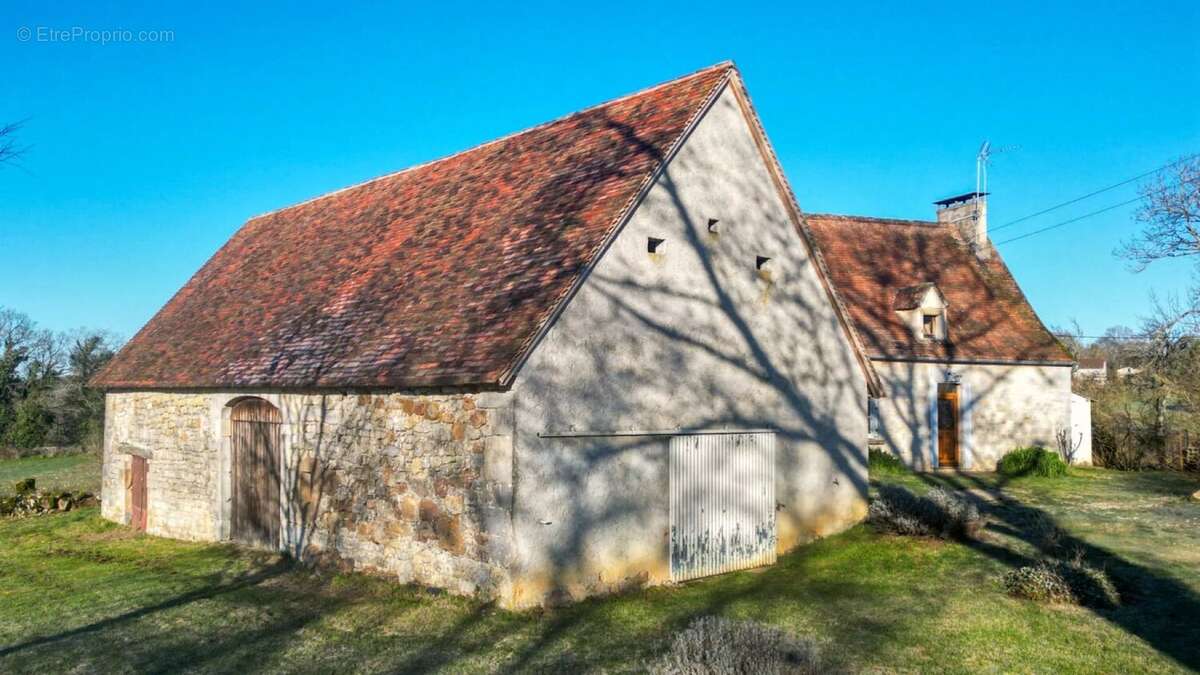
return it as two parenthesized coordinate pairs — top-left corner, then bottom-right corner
(495, 92), (879, 614)
(222, 392), (368, 565)
(283, 393), (358, 563)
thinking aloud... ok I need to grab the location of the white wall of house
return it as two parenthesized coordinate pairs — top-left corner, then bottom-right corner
(1069, 393), (1093, 466)
(507, 84), (869, 606)
(871, 359), (1073, 470)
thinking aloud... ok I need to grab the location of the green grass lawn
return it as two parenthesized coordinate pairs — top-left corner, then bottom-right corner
(0, 465), (1198, 673)
(0, 453), (100, 495)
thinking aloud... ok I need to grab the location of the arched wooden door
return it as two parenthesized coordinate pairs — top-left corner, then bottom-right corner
(230, 398), (282, 548)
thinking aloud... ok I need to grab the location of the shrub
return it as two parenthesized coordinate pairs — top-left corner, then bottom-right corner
(1003, 562), (1075, 603)
(1003, 557), (1120, 609)
(869, 485), (982, 540)
(997, 447), (1067, 478)
(14, 477), (37, 495)
(868, 448), (908, 475)
(649, 616), (821, 675)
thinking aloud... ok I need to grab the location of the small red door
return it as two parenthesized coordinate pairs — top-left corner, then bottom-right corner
(129, 455), (148, 531)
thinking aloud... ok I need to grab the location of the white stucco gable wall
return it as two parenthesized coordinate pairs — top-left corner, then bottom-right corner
(505, 84), (869, 606)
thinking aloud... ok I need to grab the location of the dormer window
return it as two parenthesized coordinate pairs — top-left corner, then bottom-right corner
(894, 282), (948, 343)
(921, 312), (947, 341)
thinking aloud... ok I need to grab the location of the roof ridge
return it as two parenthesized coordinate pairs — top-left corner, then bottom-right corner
(805, 213), (941, 227)
(246, 61), (737, 223)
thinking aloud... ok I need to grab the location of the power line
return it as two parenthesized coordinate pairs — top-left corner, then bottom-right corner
(1054, 334), (1200, 340)
(990, 153), (1197, 234)
(994, 196), (1143, 246)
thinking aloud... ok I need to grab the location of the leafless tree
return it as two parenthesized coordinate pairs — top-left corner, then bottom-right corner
(0, 121), (26, 165)
(1055, 427), (1082, 464)
(1118, 155), (1200, 270)
(1139, 294), (1200, 390)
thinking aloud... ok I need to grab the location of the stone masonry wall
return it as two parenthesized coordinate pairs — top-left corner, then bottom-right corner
(102, 390), (517, 602)
(289, 392), (515, 598)
(102, 392), (217, 540)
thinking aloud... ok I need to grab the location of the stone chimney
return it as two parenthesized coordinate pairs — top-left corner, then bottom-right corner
(935, 192), (989, 259)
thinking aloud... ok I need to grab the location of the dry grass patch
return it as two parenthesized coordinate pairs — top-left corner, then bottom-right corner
(649, 616), (821, 675)
(869, 485), (983, 540)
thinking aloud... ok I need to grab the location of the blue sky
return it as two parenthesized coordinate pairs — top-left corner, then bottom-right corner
(2, 1), (1197, 341)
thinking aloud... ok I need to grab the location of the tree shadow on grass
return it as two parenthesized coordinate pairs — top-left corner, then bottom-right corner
(896, 471), (1200, 670)
(0, 557), (296, 665)
(392, 601), (509, 674)
(489, 536), (929, 673)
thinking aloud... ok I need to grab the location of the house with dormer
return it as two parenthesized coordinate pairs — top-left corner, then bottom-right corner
(807, 194), (1091, 470)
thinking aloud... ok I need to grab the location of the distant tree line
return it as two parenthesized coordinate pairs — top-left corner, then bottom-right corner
(0, 307), (120, 451)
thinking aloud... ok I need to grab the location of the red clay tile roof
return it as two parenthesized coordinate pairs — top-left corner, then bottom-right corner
(94, 63), (735, 389)
(804, 214), (1073, 364)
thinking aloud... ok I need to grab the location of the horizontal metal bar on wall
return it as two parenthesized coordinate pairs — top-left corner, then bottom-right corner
(869, 355), (1075, 367)
(537, 428), (777, 439)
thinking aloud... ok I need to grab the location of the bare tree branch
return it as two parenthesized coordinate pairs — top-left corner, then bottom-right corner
(1117, 155), (1200, 271)
(0, 120), (29, 166)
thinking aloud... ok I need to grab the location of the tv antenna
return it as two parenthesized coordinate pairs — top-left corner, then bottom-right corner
(976, 140), (1019, 196)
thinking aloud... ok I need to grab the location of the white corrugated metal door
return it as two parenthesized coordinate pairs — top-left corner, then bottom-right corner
(669, 432), (776, 582)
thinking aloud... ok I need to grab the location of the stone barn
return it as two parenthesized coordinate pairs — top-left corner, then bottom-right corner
(92, 62), (880, 608)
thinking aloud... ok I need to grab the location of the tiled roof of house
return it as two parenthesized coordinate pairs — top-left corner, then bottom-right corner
(804, 214), (1073, 364)
(1077, 358), (1106, 370)
(94, 63), (735, 389)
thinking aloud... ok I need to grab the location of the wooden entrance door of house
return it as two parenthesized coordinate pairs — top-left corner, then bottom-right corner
(129, 455), (148, 531)
(937, 384), (960, 468)
(230, 398), (282, 548)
